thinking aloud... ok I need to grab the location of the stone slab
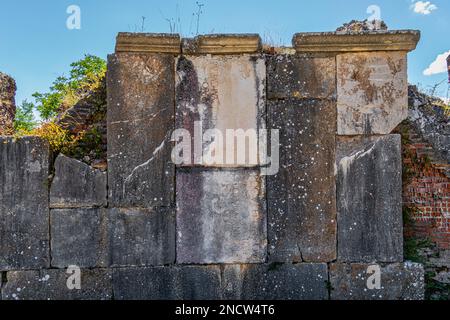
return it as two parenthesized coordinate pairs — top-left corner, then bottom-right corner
(267, 99), (337, 263)
(115, 32), (181, 54)
(50, 209), (108, 268)
(50, 154), (107, 208)
(113, 266), (222, 300)
(176, 169), (267, 264)
(222, 263), (329, 300)
(175, 55), (265, 167)
(107, 53), (175, 208)
(182, 34), (262, 55)
(337, 51), (408, 135)
(336, 135), (403, 262)
(267, 54), (336, 100)
(107, 208), (175, 267)
(2, 269), (112, 300)
(0, 137), (50, 270)
(293, 30), (420, 53)
(330, 262), (425, 300)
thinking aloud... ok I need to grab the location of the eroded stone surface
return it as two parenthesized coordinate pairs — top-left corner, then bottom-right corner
(176, 169), (266, 264)
(267, 99), (337, 263)
(337, 51), (408, 135)
(0, 137), (50, 270)
(0, 72), (16, 135)
(107, 53), (175, 208)
(175, 55), (265, 167)
(330, 263), (425, 300)
(222, 263), (329, 300)
(337, 135), (403, 262)
(50, 209), (108, 268)
(108, 208), (175, 267)
(2, 269), (112, 300)
(113, 266), (222, 300)
(267, 54), (336, 100)
(50, 154), (107, 208)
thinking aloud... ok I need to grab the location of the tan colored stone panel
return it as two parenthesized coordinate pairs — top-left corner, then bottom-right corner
(176, 55), (265, 167)
(337, 51), (408, 135)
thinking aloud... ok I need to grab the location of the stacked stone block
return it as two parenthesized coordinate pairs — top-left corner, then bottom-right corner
(0, 30), (426, 300)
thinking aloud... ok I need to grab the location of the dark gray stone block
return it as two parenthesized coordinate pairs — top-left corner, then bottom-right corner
(267, 99), (337, 263)
(336, 135), (403, 262)
(330, 262), (425, 300)
(108, 208), (175, 267)
(107, 53), (175, 208)
(0, 137), (50, 270)
(267, 54), (336, 100)
(176, 169), (267, 264)
(113, 266), (222, 300)
(2, 269), (112, 300)
(50, 209), (108, 268)
(50, 154), (107, 208)
(222, 263), (329, 300)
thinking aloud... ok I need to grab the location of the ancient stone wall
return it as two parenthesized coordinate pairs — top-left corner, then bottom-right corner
(0, 72), (16, 135)
(0, 30), (426, 300)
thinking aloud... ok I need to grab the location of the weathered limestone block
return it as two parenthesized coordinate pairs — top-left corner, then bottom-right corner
(177, 169), (266, 264)
(222, 264), (329, 300)
(337, 51), (408, 135)
(108, 208), (175, 267)
(175, 55), (265, 167)
(182, 34), (262, 55)
(330, 263), (425, 300)
(0, 137), (50, 270)
(267, 99), (336, 263)
(2, 269), (112, 300)
(0, 72), (16, 135)
(50, 154), (107, 208)
(113, 266), (222, 300)
(107, 53), (175, 208)
(336, 135), (403, 262)
(50, 209), (108, 268)
(267, 54), (336, 100)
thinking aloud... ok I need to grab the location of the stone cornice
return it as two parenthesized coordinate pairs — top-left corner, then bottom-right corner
(115, 33), (181, 54)
(183, 34), (262, 55)
(293, 30), (420, 53)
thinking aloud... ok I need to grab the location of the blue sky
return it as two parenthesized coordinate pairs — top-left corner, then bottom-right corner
(0, 0), (449, 107)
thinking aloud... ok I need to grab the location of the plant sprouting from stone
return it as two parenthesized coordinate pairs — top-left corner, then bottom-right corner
(195, 1), (205, 35)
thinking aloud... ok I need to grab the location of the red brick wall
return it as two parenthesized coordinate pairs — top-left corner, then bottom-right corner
(403, 133), (450, 250)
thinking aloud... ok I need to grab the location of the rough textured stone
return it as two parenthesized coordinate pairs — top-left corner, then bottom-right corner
(330, 263), (425, 300)
(222, 263), (329, 300)
(50, 209), (108, 268)
(337, 135), (403, 262)
(50, 154), (107, 208)
(108, 208), (175, 267)
(182, 34), (262, 55)
(113, 266), (222, 300)
(293, 30), (420, 53)
(267, 99), (336, 263)
(177, 169), (266, 264)
(408, 85), (450, 167)
(115, 33), (181, 54)
(267, 54), (336, 100)
(337, 51), (408, 135)
(2, 269), (112, 300)
(0, 72), (16, 135)
(0, 137), (50, 270)
(175, 55), (265, 167)
(107, 53), (175, 208)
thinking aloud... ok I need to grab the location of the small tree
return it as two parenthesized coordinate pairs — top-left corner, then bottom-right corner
(14, 100), (36, 132)
(32, 54), (106, 120)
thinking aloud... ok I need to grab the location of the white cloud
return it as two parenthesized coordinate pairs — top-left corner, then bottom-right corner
(423, 50), (450, 76)
(411, 1), (438, 15)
